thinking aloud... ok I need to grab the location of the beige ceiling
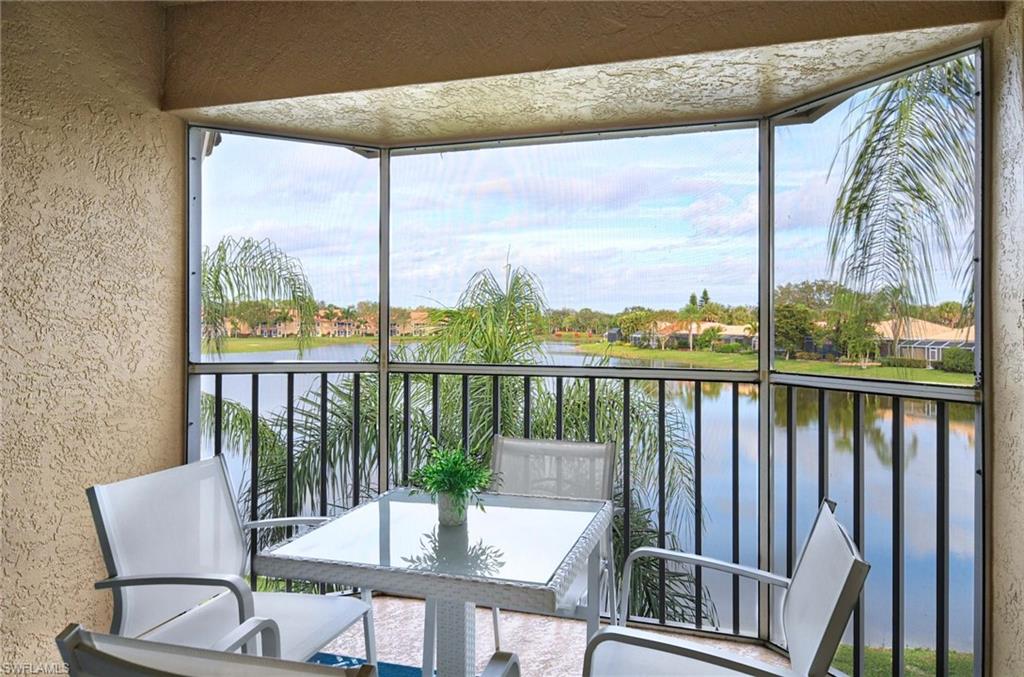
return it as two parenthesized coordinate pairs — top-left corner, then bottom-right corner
(175, 22), (994, 148)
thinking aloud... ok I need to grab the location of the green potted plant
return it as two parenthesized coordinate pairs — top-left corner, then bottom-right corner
(409, 446), (494, 527)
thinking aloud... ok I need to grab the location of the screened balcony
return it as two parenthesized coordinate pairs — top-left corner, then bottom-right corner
(185, 47), (986, 676)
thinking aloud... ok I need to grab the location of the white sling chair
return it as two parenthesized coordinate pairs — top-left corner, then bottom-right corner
(57, 623), (375, 677)
(487, 435), (617, 649)
(87, 457), (376, 664)
(57, 624), (520, 677)
(584, 500), (869, 677)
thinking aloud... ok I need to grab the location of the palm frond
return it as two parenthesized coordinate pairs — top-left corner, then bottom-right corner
(829, 57), (976, 313)
(201, 237), (318, 355)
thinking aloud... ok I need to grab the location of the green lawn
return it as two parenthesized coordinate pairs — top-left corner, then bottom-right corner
(575, 342), (974, 386)
(774, 357), (973, 386)
(206, 336), (408, 354)
(576, 342), (759, 369)
(832, 644), (973, 676)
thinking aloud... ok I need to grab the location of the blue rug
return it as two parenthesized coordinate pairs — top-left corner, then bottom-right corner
(310, 653), (424, 677)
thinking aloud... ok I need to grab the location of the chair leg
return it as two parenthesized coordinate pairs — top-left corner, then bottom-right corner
(361, 588), (377, 666)
(422, 598), (437, 677)
(491, 606), (502, 651)
(606, 529), (618, 625)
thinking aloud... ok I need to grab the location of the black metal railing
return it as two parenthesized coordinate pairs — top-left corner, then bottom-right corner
(195, 364), (981, 675)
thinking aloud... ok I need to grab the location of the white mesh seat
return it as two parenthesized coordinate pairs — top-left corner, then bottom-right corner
(585, 500), (869, 677)
(488, 435), (617, 647)
(587, 628), (793, 677)
(87, 457), (376, 663)
(143, 591), (368, 661)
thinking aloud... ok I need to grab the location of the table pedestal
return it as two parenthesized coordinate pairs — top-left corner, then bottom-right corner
(423, 598), (475, 677)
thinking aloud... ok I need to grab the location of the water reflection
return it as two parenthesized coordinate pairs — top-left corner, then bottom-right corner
(402, 526), (506, 577)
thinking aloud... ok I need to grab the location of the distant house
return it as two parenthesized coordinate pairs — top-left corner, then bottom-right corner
(405, 309), (435, 336)
(874, 318), (974, 365)
(642, 321), (758, 350)
(316, 312), (358, 337)
(604, 328), (623, 343)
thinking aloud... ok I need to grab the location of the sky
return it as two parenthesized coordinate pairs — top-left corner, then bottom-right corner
(201, 89), (968, 313)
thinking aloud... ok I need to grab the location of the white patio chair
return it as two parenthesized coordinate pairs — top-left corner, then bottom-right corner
(56, 623), (375, 677)
(487, 435), (617, 649)
(58, 624), (520, 677)
(583, 500), (869, 677)
(87, 457), (376, 664)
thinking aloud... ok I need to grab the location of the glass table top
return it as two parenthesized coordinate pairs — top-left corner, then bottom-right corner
(269, 489), (607, 586)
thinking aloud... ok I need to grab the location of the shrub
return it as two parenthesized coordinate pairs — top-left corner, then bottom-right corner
(716, 342), (744, 354)
(880, 356), (928, 369)
(940, 347), (974, 373)
(695, 327), (722, 351)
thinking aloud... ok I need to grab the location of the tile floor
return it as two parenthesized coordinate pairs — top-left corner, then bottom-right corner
(325, 595), (788, 676)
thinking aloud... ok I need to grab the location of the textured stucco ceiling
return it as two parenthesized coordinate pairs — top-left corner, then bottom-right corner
(174, 22), (994, 147)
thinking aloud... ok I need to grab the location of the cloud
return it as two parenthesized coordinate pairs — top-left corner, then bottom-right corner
(774, 175), (838, 231)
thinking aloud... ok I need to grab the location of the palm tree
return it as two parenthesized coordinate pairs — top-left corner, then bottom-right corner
(678, 304), (702, 351)
(201, 236), (318, 355)
(202, 265), (716, 625)
(829, 56), (976, 326)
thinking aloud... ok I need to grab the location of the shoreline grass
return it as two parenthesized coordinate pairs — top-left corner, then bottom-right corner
(207, 337), (974, 387)
(204, 335), (416, 354)
(833, 644), (972, 676)
(575, 341), (759, 369)
(575, 342), (974, 386)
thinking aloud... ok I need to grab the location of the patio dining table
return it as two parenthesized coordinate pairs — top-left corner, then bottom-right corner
(255, 488), (613, 677)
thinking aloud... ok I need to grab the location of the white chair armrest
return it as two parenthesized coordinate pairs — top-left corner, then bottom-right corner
(481, 651), (521, 677)
(619, 547), (789, 625)
(243, 517), (330, 530)
(94, 573), (254, 625)
(209, 616), (281, 657)
(583, 626), (795, 677)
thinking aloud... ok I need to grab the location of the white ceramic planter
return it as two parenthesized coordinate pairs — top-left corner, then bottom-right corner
(437, 493), (466, 527)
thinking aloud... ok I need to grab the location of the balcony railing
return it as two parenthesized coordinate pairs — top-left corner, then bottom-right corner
(190, 361), (981, 675)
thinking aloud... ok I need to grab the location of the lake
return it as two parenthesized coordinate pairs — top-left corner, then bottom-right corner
(200, 341), (976, 653)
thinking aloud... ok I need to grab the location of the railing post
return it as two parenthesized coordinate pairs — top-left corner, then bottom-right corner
(731, 382), (741, 635)
(892, 396), (904, 676)
(622, 378), (631, 613)
(431, 374), (440, 441)
(817, 388), (828, 505)
(214, 374), (223, 457)
(587, 377), (597, 442)
(694, 381), (703, 628)
(320, 373), (328, 516)
(491, 375), (501, 439)
(657, 380), (666, 624)
(285, 372), (294, 592)
(402, 373), (411, 484)
(936, 400), (949, 676)
(353, 373), (361, 506)
(249, 374), (259, 590)
(853, 392), (865, 675)
(555, 376), (564, 440)
(461, 374), (470, 453)
(523, 376), (532, 439)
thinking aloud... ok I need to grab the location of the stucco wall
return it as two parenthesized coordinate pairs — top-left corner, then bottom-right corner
(163, 1), (1005, 110)
(1, 3), (184, 665)
(989, 2), (1024, 673)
